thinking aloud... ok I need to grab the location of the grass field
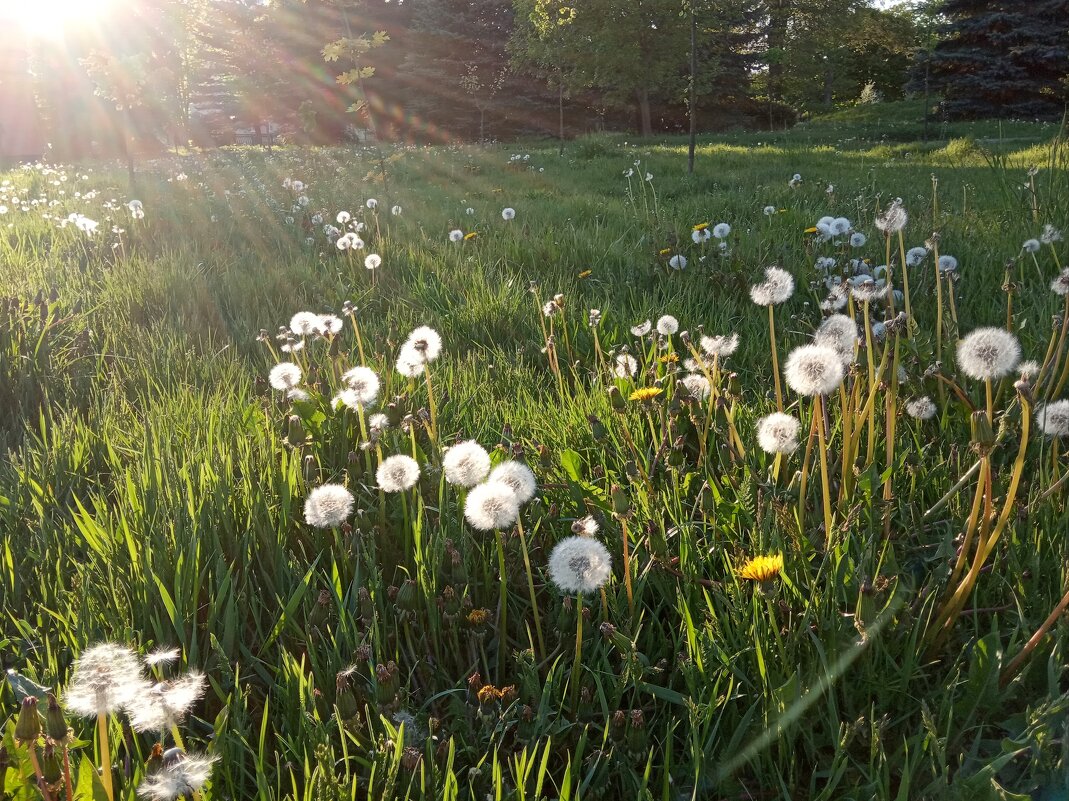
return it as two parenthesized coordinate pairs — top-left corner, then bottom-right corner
(3, 103), (1069, 800)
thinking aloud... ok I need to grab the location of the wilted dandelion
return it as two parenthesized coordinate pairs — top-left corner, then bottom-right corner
(875, 199), (907, 234)
(1050, 269), (1069, 296)
(756, 413), (801, 454)
(442, 441), (492, 487)
(377, 455), (421, 493)
(304, 484), (354, 528)
(1041, 224), (1063, 245)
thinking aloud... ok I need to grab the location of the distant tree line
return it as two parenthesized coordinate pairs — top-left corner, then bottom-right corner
(19, 0), (1069, 158)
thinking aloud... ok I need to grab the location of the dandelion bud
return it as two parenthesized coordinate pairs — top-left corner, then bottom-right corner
(610, 484), (630, 516)
(624, 461), (640, 482)
(302, 454), (317, 483)
(970, 411), (995, 450)
(627, 710), (648, 752)
(42, 743), (62, 785)
(336, 683), (360, 721)
(538, 444), (552, 469)
(45, 693), (70, 744)
(287, 415), (305, 445)
(395, 579), (419, 612)
(375, 662), (400, 705)
(15, 697), (41, 744)
(588, 414), (608, 440)
(607, 386), (627, 413)
(600, 622), (634, 654)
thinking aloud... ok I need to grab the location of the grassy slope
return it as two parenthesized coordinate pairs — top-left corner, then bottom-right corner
(2, 105), (1069, 799)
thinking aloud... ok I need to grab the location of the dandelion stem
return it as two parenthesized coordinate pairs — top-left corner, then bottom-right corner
(514, 517), (545, 659)
(815, 395), (835, 544)
(946, 456), (989, 590)
(96, 713), (114, 801)
(423, 364), (439, 446)
(1000, 580), (1069, 687)
(569, 593), (584, 715)
(495, 530), (509, 682)
(797, 403), (819, 535)
(768, 305), (784, 412)
(28, 746), (55, 801)
(620, 517), (635, 621)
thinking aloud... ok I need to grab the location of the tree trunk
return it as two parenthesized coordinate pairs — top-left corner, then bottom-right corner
(767, 0), (787, 102)
(687, 4), (697, 174)
(922, 54), (931, 143)
(823, 65), (833, 108)
(637, 87), (652, 137)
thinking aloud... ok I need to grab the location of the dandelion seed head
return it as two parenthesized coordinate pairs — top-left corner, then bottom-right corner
(366, 198), (378, 209)
(464, 481), (520, 530)
(501, 207), (516, 221)
(656, 315), (679, 335)
(750, 266), (795, 306)
(614, 353), (638, 378)
(144, 647), (181, 667)
(712, 222), (731, 239)
(668, 254), (687, 270)
(64, 643), (147, 717)
(680, 373), (710, 400)
(449, 229), (464, 242)
(341, 366), (381, 407)
(289, 312), (322, 337)
(136, 754), (217, 801)
(814, 314), (859, 365)
(763, 205), (776, 216)
(1051, 269), (1069, 296)
(905, 246), (928, 267)
(377, 455), (421, 493)
(830, 217), (851, 236)
(631, 320), (652, 337)
(784, 344), (845, 396)
(938, 255), (958, 273)
(304, 484), (354, 528)
(396, 345), (425, 378)
(268, 362), (302, 391)
(956, 327), (1021, 381)
(1036, 400), (1069, 437)
(905, 396), (937, 420)
(571, 516), (599, 537)
(488, 461), (537, 505)
(756, 413), (801, 454)
(1023, 238), (1041, 253)
(875, 199), (907, 234)
(548, 536), (612, 595)
(129, 672), (206, 733)
(700, 333), (739, 359)
(364, 254), (382, 270)
(442, 441), (492, 488)
(1018, 360), (1041, 380)
(1041, 224), (1063, 245)
(850, 232), (867, 248)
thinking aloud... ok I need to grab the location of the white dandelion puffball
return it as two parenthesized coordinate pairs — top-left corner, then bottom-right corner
(875, 200), (907, 234)
(337, 211), (351, 224)
(700, 333), (739, 359)
(406, 326), (443, 362)
(656, 315), (679, 335)
(442, 441), (492, 488)
(391, 205), (402, 216)
(905, 396), (937, 420)
(692, 228), (711, 244)
(548, 536), (612, 595)
(956, 327), (1021, 381)
(449, 229), (464, 242)
(572, 516), (599, 537)
(756, 413), (801, 454)
(938, 255), (958, 273)
(905, 246), (928, 267)
(1051, 268), (1069, 296)
(364, 254), (382, 270)
(712, 222), (731, 239)
(464, 481), (520, 530)
(1041, 225), (1063, 244)
(830, 217), (851, 236)
(366, 198), (378, 209)
(1018, 360), (1041, 381)
(318, 315), (343, 336)
(465, 207), (475, 215)
(501, 207), (516, 221)
(341, 366), (380, 407)
(289, 311), (322, 337)
(1036, 400), (1069, 437)
(128, 672), (207, 733)
(64, 643), (148, 717)
(850, 232), (867, 248)
(680, 373), (710, 400)
(368, 413), (389, 433)
(488, 461), (537, 505)
(814, 314), (859, 365)
(377, 455), (421, 493)
(669, 254), (687, 270)
(785, 344), (845, 396)
(750, 266), (795, 306)
(304, 484), (354, 528)
(269, 362), (302, 391)
(396, 345), (426, 378)
(764, 205), (776, 216)
(136, 754), (217, 801)
(614, 353), (638, 378)
(1023, 238), (1041, 253)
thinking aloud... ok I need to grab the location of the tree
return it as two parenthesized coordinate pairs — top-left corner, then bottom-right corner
(921, 0), (1069, 120)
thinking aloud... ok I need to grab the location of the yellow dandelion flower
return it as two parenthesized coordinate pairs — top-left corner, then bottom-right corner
(804, 226), (818, 234)
(778, 208), (786, 213)
(658, 247), (672, 256)
(693, 222), (709, 231)
(578, 269), (592, 279)
(464, 232), (478, 241)
(738, 553), (784, 582)
(659, 352), (679, 364)
(629, 387), (664, 403)
(467, 608), (489, 625)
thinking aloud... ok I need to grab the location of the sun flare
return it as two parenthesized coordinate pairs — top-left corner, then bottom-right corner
(7, 0), (115, 39)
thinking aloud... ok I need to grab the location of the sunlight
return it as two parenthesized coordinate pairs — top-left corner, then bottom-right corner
(8, 0), (114, 39)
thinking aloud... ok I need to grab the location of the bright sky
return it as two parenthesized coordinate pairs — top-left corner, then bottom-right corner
(1, 0), (115, 39)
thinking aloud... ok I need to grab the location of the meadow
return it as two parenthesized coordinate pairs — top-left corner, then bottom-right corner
(3, 103), (1069, 800)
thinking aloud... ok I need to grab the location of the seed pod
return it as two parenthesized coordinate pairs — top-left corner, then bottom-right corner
(14, 697), (41, 745)
(970, 410), (994, 450)
(45, 693), (70, 744)
(610, 484), (630, 516)
(395, 579), (419, 612)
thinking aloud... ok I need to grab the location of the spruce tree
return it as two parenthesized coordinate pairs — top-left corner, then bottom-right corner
(925, 0), (1069, 120)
